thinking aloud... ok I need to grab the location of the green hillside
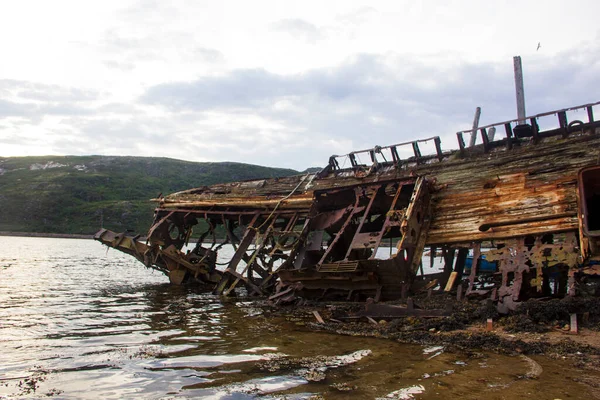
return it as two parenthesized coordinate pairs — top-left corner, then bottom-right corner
(0, 156), (299, 235)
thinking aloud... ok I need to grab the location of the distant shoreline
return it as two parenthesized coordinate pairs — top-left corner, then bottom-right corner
(0, 232), (94, 239)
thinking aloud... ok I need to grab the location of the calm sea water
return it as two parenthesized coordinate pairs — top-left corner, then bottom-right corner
(0, 236), (591, 399)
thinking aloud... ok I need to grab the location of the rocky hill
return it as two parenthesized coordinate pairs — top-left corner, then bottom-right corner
(0, 156), (299, 235)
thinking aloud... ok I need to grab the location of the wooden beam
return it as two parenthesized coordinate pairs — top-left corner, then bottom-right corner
(444, 271), (458, 291)
(434, 137), (443, 161)
(504, 122), (513, 150)
(312, 310), (325, 323)
(390, 146), (400, 165)
(558, 111), (568, 138)
(457, 132), (466, 151)
(480, 127), (490, 152)
(531, 117), (539, 143)
(469, 107), (482, 147)
(412, 141), (422, 159)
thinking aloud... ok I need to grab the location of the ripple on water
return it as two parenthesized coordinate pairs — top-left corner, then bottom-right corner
(0, 236), (595, 399)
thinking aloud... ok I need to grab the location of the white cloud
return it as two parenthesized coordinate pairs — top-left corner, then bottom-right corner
(271, 18), (324, 43)
(0, 0), (599, 169)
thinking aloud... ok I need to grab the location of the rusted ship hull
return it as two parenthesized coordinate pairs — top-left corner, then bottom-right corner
(96, 101), (600, 311)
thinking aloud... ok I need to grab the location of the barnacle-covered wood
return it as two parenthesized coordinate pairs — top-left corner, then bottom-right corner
(158, 130), (600, 243)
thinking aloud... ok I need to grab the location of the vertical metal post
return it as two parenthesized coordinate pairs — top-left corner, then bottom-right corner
(514, 56), (527, 124)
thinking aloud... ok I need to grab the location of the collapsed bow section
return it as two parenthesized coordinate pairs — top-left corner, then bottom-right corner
(96, 176), (432, 302)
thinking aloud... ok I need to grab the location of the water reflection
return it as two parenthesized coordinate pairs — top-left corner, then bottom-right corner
(0, 236), (593, 399)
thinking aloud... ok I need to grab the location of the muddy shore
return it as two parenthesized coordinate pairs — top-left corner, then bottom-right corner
(261, 293), (600, 396)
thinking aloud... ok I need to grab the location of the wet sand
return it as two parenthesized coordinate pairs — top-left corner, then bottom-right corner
(266, 293), (600, 398)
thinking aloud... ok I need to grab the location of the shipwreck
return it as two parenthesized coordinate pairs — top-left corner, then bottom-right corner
(96, 100), (600, 312)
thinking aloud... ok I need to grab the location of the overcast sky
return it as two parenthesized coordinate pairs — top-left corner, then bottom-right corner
(1, 0), (599, 170)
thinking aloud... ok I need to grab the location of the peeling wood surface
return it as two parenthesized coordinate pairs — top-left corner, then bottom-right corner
(424, 134), (597, 244)
(159, 130), (600, 244)
(95, 104), (600, 306)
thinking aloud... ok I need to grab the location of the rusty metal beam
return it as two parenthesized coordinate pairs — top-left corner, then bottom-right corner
(344, 186), (380, 260)
(95, 99), (600, 307)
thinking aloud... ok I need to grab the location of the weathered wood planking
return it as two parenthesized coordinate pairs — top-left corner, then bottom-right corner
(158, 131), (600, 245)
(424, 134), (598, 244)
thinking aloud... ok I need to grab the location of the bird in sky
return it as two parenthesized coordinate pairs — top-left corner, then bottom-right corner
(537, 42), (541, 51)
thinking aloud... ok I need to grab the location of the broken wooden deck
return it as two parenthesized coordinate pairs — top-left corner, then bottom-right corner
(95, 100), (600, 312)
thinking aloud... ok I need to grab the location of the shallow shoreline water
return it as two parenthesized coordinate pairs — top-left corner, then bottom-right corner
(0, 231), (94, 239)
(1, 236), (599, 399)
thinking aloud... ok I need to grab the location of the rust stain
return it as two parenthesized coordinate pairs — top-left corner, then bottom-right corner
(95, 101), (600, 311)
